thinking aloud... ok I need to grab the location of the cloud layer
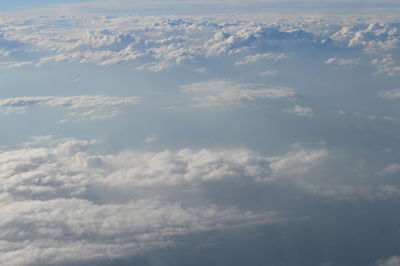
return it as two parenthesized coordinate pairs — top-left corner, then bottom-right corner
(0, 95), (140, 121)
(0, 137), (331, 265)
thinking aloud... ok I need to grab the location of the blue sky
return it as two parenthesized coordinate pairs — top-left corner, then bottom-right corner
(1, 0), (400, 15)
(0, 0), (85, 11)
(0, 2), (400, 266)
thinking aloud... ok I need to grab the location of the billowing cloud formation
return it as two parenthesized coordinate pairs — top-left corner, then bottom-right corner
(380, 88), (400, 100)
(288, 105), (313, 117)
(325, 57), (360, 67)
(0, 137), (330, 265)
(180, 80), (296, 109)
(376, 256), (400, 266)
(0, 15), (398, 73)
(235, 53), (288, 65)
(0, 137), (327, 196)
(0, 95), (140, 120)
(330, 23), (400, 53)
(378, 163), (400, 175)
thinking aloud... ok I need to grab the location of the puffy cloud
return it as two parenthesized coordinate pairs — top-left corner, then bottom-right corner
(260, 70), (279, 77)
(378, 163), (400, 176)
(353, 112), (394, 121)
(0, 15), (398, 72)
(330, 23), (400, 53)
(267, 148), (327, 177)
(0, 61), (32, 69)
(144, 136), (158, 144)
(380, 88), (400, 100)
(324, 57), (360, 66)
(0, 137), (331, 265)
(180, 80), (296, 109)
(376, 256), (400, 266)
(306, 185), (400, 201)
(371, 55), (400, 76)
(235, 52), (288, 65)
(0, 137), (327, 195)
(0, 95), (140, 121)
(288, 105), (314, 117)
(0, 49), (11, 57)
(0, 197), (278, 266)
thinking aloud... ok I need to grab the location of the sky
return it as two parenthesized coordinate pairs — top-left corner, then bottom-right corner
(0, 1), (400, 266)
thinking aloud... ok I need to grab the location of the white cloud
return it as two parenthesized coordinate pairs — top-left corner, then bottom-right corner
(378, 163), (400, 176)
(306, 185), (400, 201)
(376, 256), (400, 266)
(372, 55), (400, 76)
(0, 137), (330, 265)
(0, 61), (32, 69)
(235, 53), (288, 65)
(0, 15), (398, 73)
(0, 197), (277, 266)
(260, 70), (279, 77)
(288, 105), (313, 117)
(0, 95), (140, 121)
(144, 136), (158, 143)
(324, 57), (360, 66)
(380, 88), (400, 100)
(331, 23), (400, 53)
(0, 137), (327, 196)
(0, 49), (11, 57)
(267, 148), (327, 177)
(180, 80), (296, 110)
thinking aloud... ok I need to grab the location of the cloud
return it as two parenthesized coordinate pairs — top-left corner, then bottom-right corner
(331, 23), (400, 53)
(0, 137), (331, 265)
(376, 256), (400, 266)
(260, 70), (279, 77)
(380, 88), (400, 100)
(0, 95), (140, 121)
(378, 163), (400, 176)
(288, 105), (313, 117)
(0, 15), (329, 71)
(267, 148), (327, 177)
(372, 55), (400, 76)
(324, 57), (360, 67)
(0, 61), (32, 69)
(0, 14), (398, 73)
(305, 185), (400, 201)
(0, 49), (11, 57)
(180, 80), (296, 110)
(235, 52), (288, 65)
(144, 136), (158, 143)
(0, 197), (278, 266)
(0, 137), (327, 197)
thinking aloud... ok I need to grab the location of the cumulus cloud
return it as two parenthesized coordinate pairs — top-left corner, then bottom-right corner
(288, 105), (313, 117)
(260, 70), (279, 77)
(325, 57), (360, 67)
(235, 52), (288, 65)
(305, 185), (400, 201)
(331, 23), (400, 53)
(0, 137), (327, 195)
(0, 197), (280, 266)
(0, 61), (32, 69)
(0, 95), (140, 121)
(0, 15), (397, 73)
(0, 49), (10, 57)
(371, 55), (400, 76)
(380, 88), (400, 100)
(376, 256), (400, 266)
(378, 163), (400, 176)
(180, 80), (296, 109)
(0, 137), (331, 265)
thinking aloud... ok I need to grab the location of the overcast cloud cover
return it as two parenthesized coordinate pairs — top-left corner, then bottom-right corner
(0, 0), (400, 265)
